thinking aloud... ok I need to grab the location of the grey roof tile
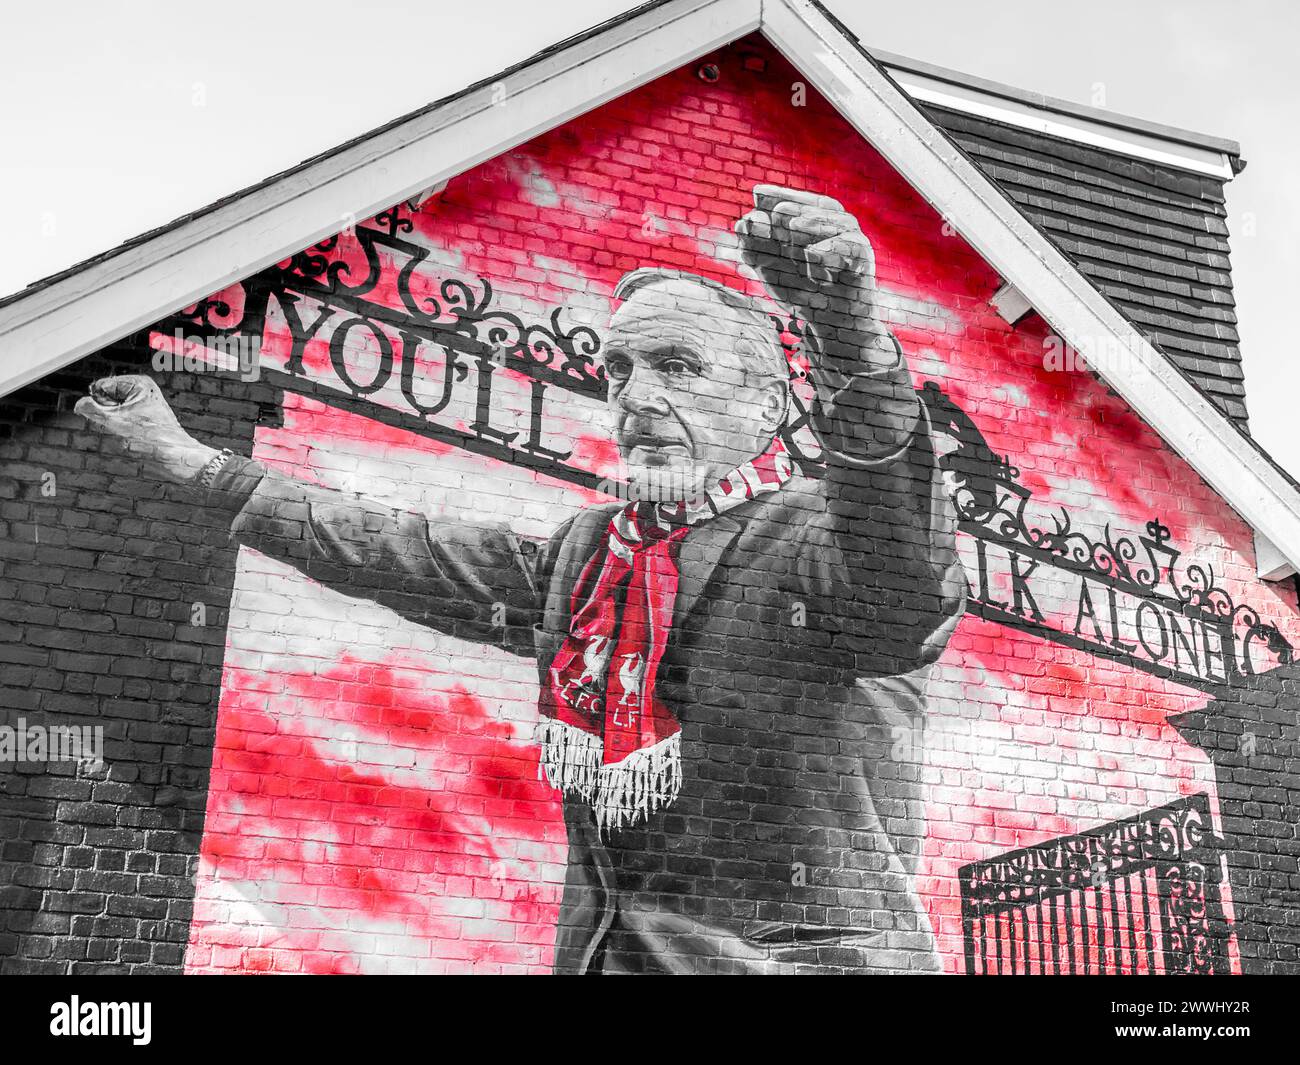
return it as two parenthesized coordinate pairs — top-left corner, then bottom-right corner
(924, 103), (1251, 430)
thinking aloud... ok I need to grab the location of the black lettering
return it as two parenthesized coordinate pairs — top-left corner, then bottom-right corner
(521, 378), (573, 461)
(1168, 614), (1200, 674)
(1106, 585), (1138, 653)
(1201, 620), (1237, 683)
(973, 540), (1007, 612)
(275, 291), (337, 376)
(329, 317), (395, 396)
(399, 332), (468, 418)
(1073, 578), (1106, 643)
(470, 352), (520, 447)
(1008, 551), (1044, 623)
(1135, 601), (1169, 661)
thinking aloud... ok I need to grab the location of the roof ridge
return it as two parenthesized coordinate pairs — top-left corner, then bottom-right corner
(870, 48), (1242, 158)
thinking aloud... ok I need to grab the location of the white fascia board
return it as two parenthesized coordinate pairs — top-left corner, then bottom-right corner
(886, 69), (1235, 180)
(762, 0), (1300, 575)
(0, 0), (761, 401)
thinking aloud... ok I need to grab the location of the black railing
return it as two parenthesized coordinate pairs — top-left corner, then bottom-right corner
(959, 793), (1233, 974)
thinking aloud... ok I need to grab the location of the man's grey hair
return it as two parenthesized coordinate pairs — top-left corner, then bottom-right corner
(612, 268), (788, 384)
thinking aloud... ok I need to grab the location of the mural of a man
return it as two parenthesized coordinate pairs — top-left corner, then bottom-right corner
(77, 186), (966, 974)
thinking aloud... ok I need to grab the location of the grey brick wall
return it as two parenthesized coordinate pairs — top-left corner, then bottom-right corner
(0, 342), (272, 973)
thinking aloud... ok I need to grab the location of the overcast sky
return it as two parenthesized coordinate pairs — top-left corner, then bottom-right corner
(2, 0), (1295, 475)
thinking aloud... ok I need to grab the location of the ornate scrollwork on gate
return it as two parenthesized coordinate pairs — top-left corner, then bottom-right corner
(959, 794), (1233, 975)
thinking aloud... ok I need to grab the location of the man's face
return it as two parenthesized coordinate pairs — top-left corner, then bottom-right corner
(603, 281), (787, 499)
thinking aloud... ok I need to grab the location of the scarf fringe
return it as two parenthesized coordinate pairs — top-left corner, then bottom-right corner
(537, 719), (603, 804)
(537, 721), (682, 835)
(593, 731), (682, 835)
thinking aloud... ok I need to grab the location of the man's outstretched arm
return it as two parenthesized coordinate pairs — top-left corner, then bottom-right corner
(76, 376), (547, 656)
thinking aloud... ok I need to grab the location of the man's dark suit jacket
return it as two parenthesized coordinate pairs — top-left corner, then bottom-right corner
(208, 345), (966, 974)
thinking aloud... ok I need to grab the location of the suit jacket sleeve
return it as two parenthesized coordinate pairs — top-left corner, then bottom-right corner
(204, 456), (547, 657)
(798, 331), (966, 678)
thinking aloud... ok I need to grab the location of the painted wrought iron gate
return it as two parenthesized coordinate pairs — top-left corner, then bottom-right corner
(959, 793), (1233, 974)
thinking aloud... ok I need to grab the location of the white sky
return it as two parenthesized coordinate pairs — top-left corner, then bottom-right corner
(2, 0), (1295, 476)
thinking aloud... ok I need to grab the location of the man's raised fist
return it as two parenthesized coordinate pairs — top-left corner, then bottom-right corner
(76, 375), (219, 485)
(734, 185), (878, 318)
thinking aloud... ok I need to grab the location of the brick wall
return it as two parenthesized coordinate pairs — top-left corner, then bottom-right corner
(0, 346), (275, 972)
(2, 33), (1297, 974)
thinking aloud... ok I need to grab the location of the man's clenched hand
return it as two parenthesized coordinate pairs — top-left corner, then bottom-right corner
(76, 375), (219, 485)
(735, 186), (888, 364)
(736, 186), (878, 309)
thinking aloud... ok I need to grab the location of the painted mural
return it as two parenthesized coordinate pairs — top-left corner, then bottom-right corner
(71, 38), (1300, 974)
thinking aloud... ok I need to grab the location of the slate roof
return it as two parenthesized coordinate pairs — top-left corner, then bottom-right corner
(918, 103), (1250, 429)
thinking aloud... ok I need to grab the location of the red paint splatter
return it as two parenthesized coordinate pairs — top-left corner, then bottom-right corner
(189, 655), (565, 974)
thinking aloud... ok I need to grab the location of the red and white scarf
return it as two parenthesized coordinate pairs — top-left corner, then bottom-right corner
(539, 436), (795, 832)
